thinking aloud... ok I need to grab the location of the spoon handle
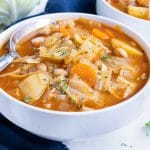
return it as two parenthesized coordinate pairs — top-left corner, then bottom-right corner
(0, 53), (16, 71)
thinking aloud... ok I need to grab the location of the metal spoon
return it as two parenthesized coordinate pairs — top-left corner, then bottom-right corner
(0, 19), (56, 71)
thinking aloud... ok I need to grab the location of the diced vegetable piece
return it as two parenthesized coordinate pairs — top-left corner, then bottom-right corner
(115, 48), (128, 57)
(128, 6), (148, 19)
(111, 38), (143, 56)
(45, 33), (62, 47)
(108, 76), (136, 99)
(117, 76), (135, 86)
(100, 63), (112, 91)
(39, 46), (70, 62)
(65, 76), (103, 109)
(73, 34), (84, 44)
(69, 76), (94, 95)
(68, 36), (108, 63)
(19, 73), (50, 101)
(71, 63), (97, 87)
(117, 76), (136, 98)
(83, 98), (104, 109)
(65, 87), (84, 109)
(92, 28), (109, 40)
(38, 73), (50, 84)
(106, 56), (134, 71)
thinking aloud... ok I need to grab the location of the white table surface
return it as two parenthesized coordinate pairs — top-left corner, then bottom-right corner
(64, 87), (150, 150)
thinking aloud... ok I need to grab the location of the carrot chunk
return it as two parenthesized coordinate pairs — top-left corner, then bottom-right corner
(92, 28), (109, 40)
(71, 63), (97, 87)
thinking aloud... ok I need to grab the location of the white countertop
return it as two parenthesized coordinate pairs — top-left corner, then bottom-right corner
(64, 87), (150, 150)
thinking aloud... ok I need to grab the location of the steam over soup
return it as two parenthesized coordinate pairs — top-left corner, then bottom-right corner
(0, 18), (149, 112)
(107, 0), (150, 20)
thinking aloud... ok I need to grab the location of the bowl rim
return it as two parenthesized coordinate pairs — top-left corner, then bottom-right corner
(101, 0), (150, 23)
(0, 12), (149, 116)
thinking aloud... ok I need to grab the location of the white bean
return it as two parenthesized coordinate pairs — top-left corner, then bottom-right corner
(54, 68), (68, 76)
(115, 48), (128, 58)
(37, 63), (47, 72)
(31, 36), (45, 47)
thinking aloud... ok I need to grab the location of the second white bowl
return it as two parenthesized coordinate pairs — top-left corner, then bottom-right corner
(96, 0), (150, 43)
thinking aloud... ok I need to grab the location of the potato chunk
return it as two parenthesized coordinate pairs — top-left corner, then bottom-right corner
(19, 73), (50, 101)
(111, 38), (143, 56)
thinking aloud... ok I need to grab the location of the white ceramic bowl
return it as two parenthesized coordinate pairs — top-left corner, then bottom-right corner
(0, 13), (149, 141)
(96, 0), (150, 43)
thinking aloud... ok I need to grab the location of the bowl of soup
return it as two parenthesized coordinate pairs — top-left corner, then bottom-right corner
(96, 0), (150, 42)
(0, 13), (149, 141)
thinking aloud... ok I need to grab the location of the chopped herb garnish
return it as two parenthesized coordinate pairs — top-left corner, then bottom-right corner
(62, 84), (68, 91)
(57, 76), (68, 93)
(57, 77), (82, 109)
(102, 55), (109, 62)
(145, 121), (150, 128)
(54, 49), (68, 56)
(102, 55), (115, 62)
(23, 96), (31, 103)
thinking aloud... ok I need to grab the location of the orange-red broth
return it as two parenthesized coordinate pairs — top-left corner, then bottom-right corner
(0, 18), (149, 112)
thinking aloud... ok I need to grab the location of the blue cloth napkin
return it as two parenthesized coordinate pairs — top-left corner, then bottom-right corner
(0, 0), (96, 149)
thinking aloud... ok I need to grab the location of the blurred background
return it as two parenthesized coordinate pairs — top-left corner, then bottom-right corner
(0, 0), (96, 32)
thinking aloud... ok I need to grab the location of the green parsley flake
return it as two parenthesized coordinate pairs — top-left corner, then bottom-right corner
(102, 55), (115, 63)
(62, 84), (68, 91)
(102, 55), (109, 62)
(54, 49), (68, 56)
(145, 121), (150, 128)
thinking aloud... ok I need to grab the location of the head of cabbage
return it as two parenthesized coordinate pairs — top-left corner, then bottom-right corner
(0, 0), (46, 32)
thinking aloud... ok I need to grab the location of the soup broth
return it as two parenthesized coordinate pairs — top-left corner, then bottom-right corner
(0, 18), (149, 112)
